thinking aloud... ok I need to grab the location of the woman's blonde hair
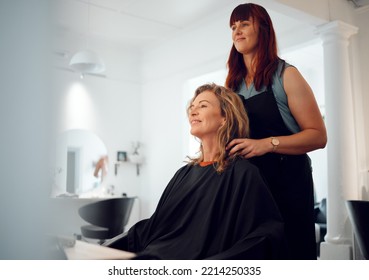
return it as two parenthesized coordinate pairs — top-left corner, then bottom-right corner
(187, 83), (249, 173)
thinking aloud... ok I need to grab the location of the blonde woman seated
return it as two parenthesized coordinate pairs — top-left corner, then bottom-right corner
(106, 83), (285, 259)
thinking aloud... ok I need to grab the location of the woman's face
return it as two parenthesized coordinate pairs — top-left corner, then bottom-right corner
(231, 18), (259, 55)
(188, 90), (225, 140)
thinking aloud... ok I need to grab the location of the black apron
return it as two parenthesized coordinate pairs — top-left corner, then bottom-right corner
(240, 86), (317, 260)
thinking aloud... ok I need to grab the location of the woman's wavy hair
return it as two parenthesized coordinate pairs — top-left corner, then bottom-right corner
(225, 3), (284, 92)
(187, 83), (249, 173)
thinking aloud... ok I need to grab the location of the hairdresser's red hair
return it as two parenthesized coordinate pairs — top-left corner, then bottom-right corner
(225, 3), (283, 92)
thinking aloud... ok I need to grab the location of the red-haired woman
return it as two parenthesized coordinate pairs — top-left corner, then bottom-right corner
(225, 3), (327, 260)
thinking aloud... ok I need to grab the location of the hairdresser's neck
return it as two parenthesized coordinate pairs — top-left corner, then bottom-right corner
(243, 53), (257, 74)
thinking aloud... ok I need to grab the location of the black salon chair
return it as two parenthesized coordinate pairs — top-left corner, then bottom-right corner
(78, 197), (135, 244)
(346, 200), (369, 259)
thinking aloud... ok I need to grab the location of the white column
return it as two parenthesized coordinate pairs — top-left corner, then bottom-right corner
(316, 20), (358, 259)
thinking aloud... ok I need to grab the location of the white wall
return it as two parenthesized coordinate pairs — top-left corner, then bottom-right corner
(1, 0), (53, 259)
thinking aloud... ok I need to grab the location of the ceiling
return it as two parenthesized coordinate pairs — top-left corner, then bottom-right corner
(53, 0), (325, 51)
(347, 0), (369, 8)
(53, 0), (369, 51)
(53, 0), (245, 49)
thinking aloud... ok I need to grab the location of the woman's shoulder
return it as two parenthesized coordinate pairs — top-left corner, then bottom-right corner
(172, 162), (209, 177)
(272, 59), (299, 96)
(275, 59), (294, 78)
(229, 157), (260, 174)
(173, 163), (193, 174)
(226, 158), (267, 188)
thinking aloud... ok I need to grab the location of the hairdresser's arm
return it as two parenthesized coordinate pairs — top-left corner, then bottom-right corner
(227, 67), (327, 158)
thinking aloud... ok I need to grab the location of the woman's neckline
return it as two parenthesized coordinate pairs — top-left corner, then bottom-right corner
(199, 161), (216, 167)
(245, 80), (254, 91)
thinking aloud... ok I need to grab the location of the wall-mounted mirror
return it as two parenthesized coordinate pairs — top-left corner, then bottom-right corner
(52, 129), (108, 197)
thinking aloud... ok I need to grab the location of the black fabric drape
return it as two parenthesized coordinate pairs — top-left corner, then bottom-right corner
(110, 158), (286, 260)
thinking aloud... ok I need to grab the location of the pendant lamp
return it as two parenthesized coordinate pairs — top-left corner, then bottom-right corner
(69, 0), (105, 75)
(69, 50), (105, 74)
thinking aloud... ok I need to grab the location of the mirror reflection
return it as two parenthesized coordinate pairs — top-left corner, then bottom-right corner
(52, 129), (108, 197)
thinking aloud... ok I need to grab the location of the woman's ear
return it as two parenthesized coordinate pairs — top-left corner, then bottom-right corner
(221, 117), (226, 127)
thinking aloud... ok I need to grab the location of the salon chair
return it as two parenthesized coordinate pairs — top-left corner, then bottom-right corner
(78, 197), (135, 244)
(346, 200), (369, 259)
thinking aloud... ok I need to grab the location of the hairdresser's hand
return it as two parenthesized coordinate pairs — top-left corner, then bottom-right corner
(226, 138), (272, 159)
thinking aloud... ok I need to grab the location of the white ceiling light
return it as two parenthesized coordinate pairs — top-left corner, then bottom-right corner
(69, 0), (105, 76)
(69, 50), (105, 74)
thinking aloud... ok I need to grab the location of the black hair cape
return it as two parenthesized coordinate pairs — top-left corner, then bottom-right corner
(108, 158), (286, 259)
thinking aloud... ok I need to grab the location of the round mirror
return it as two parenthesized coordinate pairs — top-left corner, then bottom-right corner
(52, 129), (108, 197)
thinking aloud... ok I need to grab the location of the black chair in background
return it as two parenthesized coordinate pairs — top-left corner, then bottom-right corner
(346, 200), (369, 260)
(78, 197), (135, 244)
